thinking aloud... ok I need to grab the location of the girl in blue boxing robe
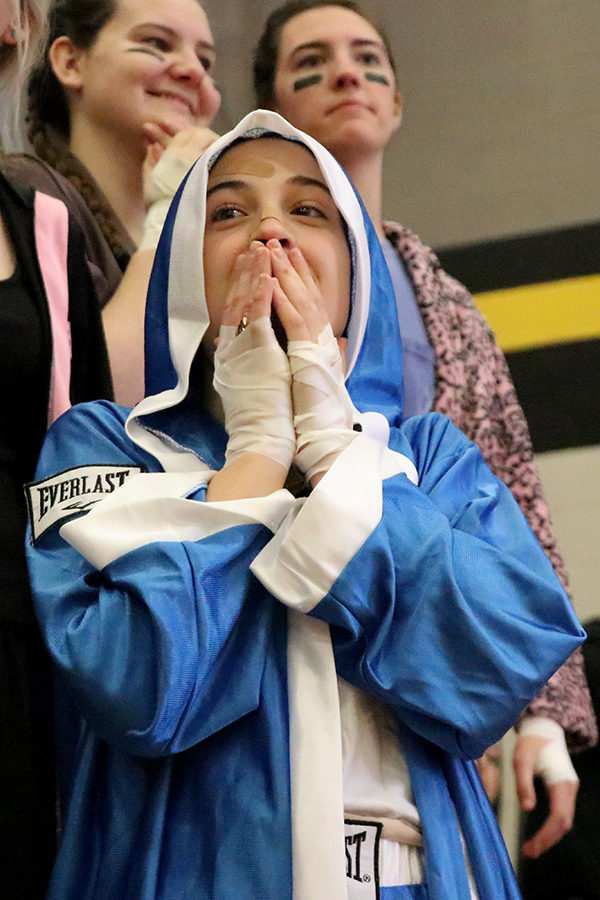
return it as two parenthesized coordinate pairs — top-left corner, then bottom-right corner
(26, 110), (584, 900)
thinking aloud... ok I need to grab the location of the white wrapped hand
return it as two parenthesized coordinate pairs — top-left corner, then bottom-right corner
(213, 317), (295, 470)
(518, 716), (578, 786)
(139, 150), (191, 250)
(140, 128), (219, 250)
(288, 324), (359, 482)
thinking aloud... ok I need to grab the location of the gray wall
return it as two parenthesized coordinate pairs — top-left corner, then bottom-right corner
(204, 0), (599, 248)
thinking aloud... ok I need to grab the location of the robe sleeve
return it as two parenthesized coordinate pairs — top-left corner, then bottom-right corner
(388, 222), (596, 751)
(26, 404), (297, 758)
(251, 412), (585, 760)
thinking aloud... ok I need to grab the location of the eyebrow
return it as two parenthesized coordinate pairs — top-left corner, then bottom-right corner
(289, 174), (330, 194)
(206, 174), (331, 198)
(290, 38), (385, 58)
(206, 179), (247, 199)
(130, 22), (215, 54)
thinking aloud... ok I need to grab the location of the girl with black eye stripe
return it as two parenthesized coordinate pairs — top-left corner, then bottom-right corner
(253, 0), (595, 863)
(3, 0), (221, 406)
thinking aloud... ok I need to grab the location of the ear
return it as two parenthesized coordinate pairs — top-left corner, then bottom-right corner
(391, 90), (403, 131)
(0, 24), (18, 45)
(49, 36), (86, 91)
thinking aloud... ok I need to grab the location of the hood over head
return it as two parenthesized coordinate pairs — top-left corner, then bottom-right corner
(126, 110), (404, 471)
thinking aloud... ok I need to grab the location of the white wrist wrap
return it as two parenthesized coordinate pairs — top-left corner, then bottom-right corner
(288, 324), (358, 481)
(213, 317), (295, 469)
(519, 716), (579, 785)
(139, 151), (194, 250)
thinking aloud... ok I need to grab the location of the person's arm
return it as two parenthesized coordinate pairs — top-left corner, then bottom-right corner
(514, 717), (579, 858)
(27, 234), (307, 753)
(102, 126), (219, 407)
(25, 401), (297, 758)
(423, 252), (596, 735)
(392, 226), (596, 851)
(251, 412), (585, 758)
(440, 282), (594, 852)
(101, 246), (154, 406)
(206, 241), (296, 501)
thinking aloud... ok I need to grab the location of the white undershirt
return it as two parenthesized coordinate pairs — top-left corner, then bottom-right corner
(339, 678), (419, 826)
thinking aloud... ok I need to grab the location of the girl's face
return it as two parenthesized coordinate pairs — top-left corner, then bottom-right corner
(203, 138), (351, 348)
(56, 0), (220, 140)
(272, 5), (401, 161)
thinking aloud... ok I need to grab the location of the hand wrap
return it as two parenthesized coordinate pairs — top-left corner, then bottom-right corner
(519, 716), (579, 785)
(288, 324), (358, 482)
(139, 151), (193, 250)
(213, 317), (295, 469)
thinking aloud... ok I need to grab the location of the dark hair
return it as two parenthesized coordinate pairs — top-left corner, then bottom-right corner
(253, 0), (396, 109)
(28, 0), (117, 138)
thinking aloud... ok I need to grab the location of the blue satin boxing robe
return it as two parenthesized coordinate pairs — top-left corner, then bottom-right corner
(26, 110), (584, 900)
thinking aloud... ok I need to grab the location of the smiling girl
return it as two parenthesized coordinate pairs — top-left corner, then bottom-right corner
(9, 0), (221, 404)
(29, 0), (219, 246)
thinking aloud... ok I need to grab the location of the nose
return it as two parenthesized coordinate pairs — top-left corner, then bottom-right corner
(252, 215), (293, 248)
(169, 49), (207, 87)
(331, 52), (361, 89)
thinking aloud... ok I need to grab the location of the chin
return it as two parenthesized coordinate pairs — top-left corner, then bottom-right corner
(327, 127), (384, 157)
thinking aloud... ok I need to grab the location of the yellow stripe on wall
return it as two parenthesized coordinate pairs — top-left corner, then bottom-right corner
(474, 274), (600, 352)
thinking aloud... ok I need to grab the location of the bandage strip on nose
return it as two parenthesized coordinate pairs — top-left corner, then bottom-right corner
(260, 208), (282, 222)
(288, 324), (359, 482)
(213, 317), (295, 469)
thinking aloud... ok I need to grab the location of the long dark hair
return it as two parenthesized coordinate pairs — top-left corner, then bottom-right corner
(28, 0), (117, 139)
(253, 0), (396, 109)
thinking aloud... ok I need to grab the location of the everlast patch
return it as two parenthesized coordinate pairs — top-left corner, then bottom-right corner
(344, 819), (382, 899)
(26, 464), (143, 542)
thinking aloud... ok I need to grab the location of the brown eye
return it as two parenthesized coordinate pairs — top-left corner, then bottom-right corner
(291, 204), (325, 218)
(297, 53), (323, 69)
(143, 36), (170, 52)
(359, 51), (383, 66)
(211, 206), (244, 222)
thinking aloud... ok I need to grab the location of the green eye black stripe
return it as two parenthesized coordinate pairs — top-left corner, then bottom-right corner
(293, 74), (323, 91)
(365, 72), (390, 85)
(126, 47), (165, 61)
